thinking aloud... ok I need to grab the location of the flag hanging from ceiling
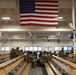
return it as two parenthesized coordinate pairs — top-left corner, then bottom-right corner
(20, 0), (58, 27)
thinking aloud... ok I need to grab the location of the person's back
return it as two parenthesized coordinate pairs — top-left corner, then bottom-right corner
(27, 53), (36, 68)
(10, 48), (18, 59)
(19, 49), (24, 55)
(10, 48), (14, 59)
(53, 51), (57, 56)
(61, 48), (64, 58)
(70, 47), (73, 54)
(39, 51), (42, 58)
(15, 47), (20, 57)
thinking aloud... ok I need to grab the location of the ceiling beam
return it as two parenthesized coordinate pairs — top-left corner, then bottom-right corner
(4, 33), (10, 41)
(0, 28), (73, 32)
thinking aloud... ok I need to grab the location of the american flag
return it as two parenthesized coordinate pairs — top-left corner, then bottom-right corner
(20, 0), (58, 27)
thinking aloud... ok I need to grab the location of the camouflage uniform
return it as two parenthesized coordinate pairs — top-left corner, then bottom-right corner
(10, 48), (15, 59)
(27, 53), (36, 68)
(10, 47), (20, 59)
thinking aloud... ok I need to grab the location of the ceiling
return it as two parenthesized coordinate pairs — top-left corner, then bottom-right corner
(0, 0), (76, 41)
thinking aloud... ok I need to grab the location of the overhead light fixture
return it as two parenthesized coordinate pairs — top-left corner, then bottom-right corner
(48, 35), (57, 39)
(56, 32), (60, 36)
(2, 17), (10, 20)
(38, 37), (47, 39)
(69, 23), (72, 26)
(58, 17), (63, 19)
(48, 37), (58, 39)
(69, 23), (73, 28)
(28, 32), (32, 37)
(13, 36), (19, 38)
(49, 35), (55, 38)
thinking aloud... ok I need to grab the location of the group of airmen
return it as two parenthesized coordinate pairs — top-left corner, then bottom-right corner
(10, 47), (74, 68)
(25, 51), (52, 67)
(58, 47), (74, 58)
(10, 47), (24, 59)
(10, 47), (52, 68)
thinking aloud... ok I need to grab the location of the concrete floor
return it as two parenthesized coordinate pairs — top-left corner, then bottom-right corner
(29, 67), (47, 75)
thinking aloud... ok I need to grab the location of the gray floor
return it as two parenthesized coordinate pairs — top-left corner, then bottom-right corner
(29, 67), (43, 75)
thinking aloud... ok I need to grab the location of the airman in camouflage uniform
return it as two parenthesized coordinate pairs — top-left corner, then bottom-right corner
(10, 47), (20, 59)
(10, 48), (15, 59)
(27, 52), (36, 68)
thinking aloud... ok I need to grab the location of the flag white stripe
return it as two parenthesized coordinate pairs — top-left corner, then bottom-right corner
(35, 10), (58, 13)
(20, 17), (58, 20)
(35, 6), (58, 9)
(20, 14), (58, 17)
(35, 2), (58, 5)
(21, 21), (58, 25)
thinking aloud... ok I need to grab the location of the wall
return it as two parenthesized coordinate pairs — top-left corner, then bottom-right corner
(0, 40), (73, 53)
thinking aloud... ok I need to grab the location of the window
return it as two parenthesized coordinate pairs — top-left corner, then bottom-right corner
(24, 47), (29, 51)
(24, 46), (42, 51)
(1, 46), (10, 51)
(29, 47), (33, 51)
(1, 47), (5, 51)
(60, 46), (63, 50)
(34, 47), (37, 51)
(55, 46), (59, 51)
(64, 47), (67, 50)
(55, 46), (59, 53)
(38, 47), (42, 51)
(6, 47), (10, 51)
(67, 46), (72, 50)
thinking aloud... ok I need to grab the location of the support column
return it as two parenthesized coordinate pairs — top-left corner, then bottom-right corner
(0, 32), (1, 52)
(73, 31), (76, 54)
(0, 32), (2, 40)
(72, 0), (76, 54)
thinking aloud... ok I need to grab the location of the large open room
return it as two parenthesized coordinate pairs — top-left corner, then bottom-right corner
(0, 0), (76, 75)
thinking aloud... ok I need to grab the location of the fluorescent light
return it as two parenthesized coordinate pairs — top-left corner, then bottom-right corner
(58, 17), (63, 19)
(2, 17), (10, 20)
(48, 37), (58, 39)
(49, 35), (55, 38)
(13, 36), (19, 38)
(28, 32), (32, 37)
(48, 35), (57, 39)
(69, 23), (72, 26)
(69, 23), (73, 28)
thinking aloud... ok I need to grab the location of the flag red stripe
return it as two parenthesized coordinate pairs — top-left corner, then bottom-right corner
(20, 15), (58, 18)
(21, 24), (58, 27)
(36, 4), (58, 7)
(36, 1), (58, 3)
(36, 8), (58, 11)
(20, 20), (58, 22)
(36, 12), (58, 14)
